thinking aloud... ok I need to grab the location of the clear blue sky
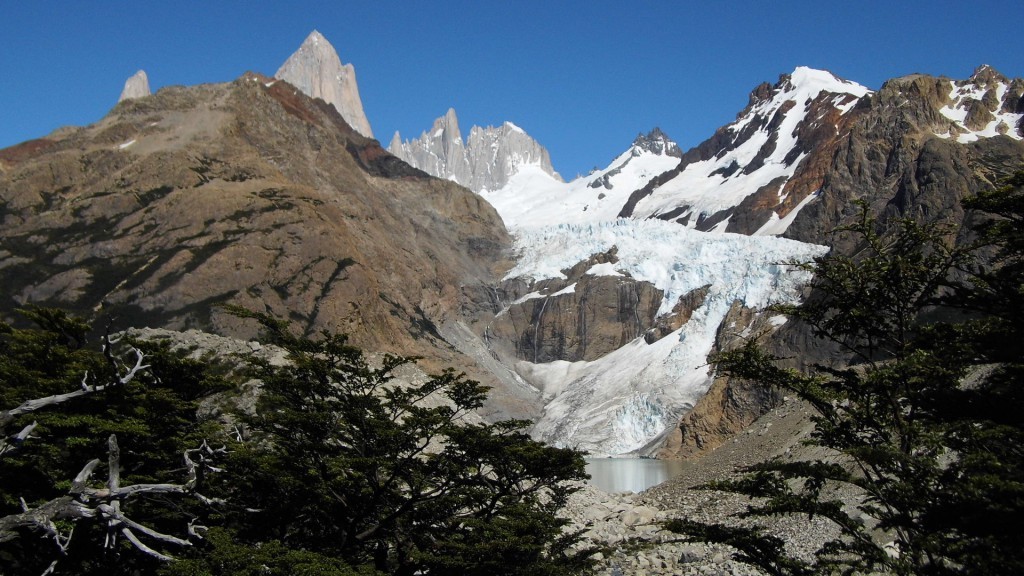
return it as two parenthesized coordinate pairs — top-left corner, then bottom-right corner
(2, 1), (1022, 179)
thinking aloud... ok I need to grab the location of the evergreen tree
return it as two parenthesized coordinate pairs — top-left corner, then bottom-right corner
(165, 308), (594, 576)
(0, 308), (230, 575)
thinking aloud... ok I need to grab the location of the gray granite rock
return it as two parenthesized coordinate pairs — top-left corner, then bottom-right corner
(275, 30), (374, 138)
(118, 70), (150, 102)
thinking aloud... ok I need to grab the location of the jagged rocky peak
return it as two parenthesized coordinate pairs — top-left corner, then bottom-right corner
(118, 70), (151, 102)
(389, 107), (471, 187)
(631, 128), (681, 157)
(937, 64), (1024, 140)
(275, 30), (374, 138)
(969, 63), (1008, 86)
(389, 108), (561, 192)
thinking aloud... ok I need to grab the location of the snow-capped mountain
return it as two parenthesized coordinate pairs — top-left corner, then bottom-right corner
(478, 65), (1024, 455)
(276, 30), (375, 138)
(936, 64), (1023, 142)
(481, 128), (682, 228)
(484, 67), (871, 238)
(389, 108), (561, 192)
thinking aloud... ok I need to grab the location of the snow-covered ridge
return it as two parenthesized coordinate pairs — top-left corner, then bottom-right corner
(481, 67), (868, 239)
(628, 67), (869, 230)
(506, 218), (827, 455)
(482, 129), (683, 228)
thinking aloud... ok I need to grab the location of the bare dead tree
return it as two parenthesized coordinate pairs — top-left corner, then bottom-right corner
(0, 330), (225, 573)
(0, 434), (219, 569)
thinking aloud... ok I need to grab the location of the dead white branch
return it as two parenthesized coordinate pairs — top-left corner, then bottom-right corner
(0, 346), (149, 430)
(2, 435), (218, 564)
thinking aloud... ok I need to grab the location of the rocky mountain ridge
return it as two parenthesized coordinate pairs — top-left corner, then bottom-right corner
(469, 65), (1024, 456)
(388, 107), (562, 192)
(4, 43), (1024, 461)
(0, 70), (538, 422)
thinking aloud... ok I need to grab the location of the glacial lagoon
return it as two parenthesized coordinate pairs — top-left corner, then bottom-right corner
(585, 458), (689, 493)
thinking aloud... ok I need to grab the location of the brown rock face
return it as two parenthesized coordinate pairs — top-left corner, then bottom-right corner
(0, 74), (511, 391)
(488, 251), (665, 363)
(645, 285), (710, 344)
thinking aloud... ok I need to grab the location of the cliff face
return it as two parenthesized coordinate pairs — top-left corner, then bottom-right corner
(0, 71), (523, 414)
(118, 70), (151, 102)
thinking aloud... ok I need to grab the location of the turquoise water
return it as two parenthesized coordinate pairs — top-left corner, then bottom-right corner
(585, 458), (689, 493)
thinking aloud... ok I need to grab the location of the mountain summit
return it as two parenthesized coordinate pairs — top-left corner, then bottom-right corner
(389, 108), (561, 192)
(118, 70), (151, 102)
(275, 30), (374, 138)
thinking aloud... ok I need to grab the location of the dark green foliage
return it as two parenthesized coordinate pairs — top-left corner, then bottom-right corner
(0, 308), (232, 575)
(160, 528), (382, 576)
(169, 306), (594, 576)
(667, 175), (1024, 576)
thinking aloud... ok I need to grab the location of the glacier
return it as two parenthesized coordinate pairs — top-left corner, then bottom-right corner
(498, 219), (827, 455)
(476, 69), (877, 454)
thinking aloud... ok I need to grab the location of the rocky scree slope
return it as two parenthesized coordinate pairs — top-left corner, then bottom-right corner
(0, 72), (534, 418)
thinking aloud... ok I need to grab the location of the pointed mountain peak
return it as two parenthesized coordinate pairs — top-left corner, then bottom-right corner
(389, 131), (403, 151)
(427, 108), (462, 142)
(118, 70), (151, 102)
(305, 29), (327, 44)
(969, 64), (1008, 86)
(632, 128), (681, 157)
(276, 31), (374, 138)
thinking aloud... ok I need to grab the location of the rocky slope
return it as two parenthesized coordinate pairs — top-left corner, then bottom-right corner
(388, 108), (561, 192)
(275, 30), (375, 138)
(0, 71), (538, 420)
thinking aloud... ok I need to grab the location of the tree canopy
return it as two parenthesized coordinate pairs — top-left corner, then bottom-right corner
(0, 307), (594, 575)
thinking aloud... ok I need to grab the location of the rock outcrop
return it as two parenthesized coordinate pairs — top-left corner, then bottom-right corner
(389, 108), (561, 192)
(488, 250), (666, 364)
(118, 70), (150, 102)
(275, 30), (374, 138)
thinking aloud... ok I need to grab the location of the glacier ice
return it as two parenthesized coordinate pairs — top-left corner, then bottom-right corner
(503, 219), (827, 455)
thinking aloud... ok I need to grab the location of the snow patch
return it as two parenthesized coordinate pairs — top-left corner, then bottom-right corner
(754, 190), (821, 236)
(586, 262), (623, 277)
